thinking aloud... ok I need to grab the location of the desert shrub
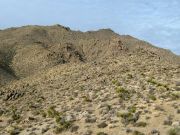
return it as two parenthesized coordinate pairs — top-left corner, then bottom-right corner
(47, 106), (73, 133)
(148, 94), (157, 101)
(168, 127), (180, 135)
(170, 93), (180, 100)
(112, 80), (118, 85)
(7, 126), (22, 135)
(40, 110), (47, 118)
(147, 78), (158, 85)
(97, 132), (108, 135)
(134, 121), (147, 127)
(115, 87), (131, 100)
(54, 120), (72, 134)
(83, 96), (92, 102)
(47, 106), (60, 118)
(117, 111), (134, 125)
(79, 85), (85, 91)
(133, 130), (145, 135)
(128, 105), (136, 113)
(147, 78), (169, 90)
(112, 80), (121, 86)
(11, 110), (20, 121)
(127, 74), (133, 79)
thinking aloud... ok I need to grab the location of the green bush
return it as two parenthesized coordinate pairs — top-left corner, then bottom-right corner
(54, 121), (72, 134)
(134, 122), (147, 127)
(168, 127), (180, 135)
(115, 87), (131, 100)
(133, 130), (145, 135)
(148, 94), (157, 101)
(128, 106), (136, 113)
(11, 110), (20, 121)
(47, 106), (60, 118)
(170, 93), (180, 100)
(112, 80), (121, 86)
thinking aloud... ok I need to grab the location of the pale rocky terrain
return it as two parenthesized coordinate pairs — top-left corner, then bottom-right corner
(0, 25), (180, 135)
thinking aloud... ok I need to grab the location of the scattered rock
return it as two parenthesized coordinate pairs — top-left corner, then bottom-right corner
(172, 121), (180, 127)
(177, 109), (180, 114)
(41, 127), (49, 134)
(83, 130), (93, 135)
(175, 82), (180, 86)
(97, 132), (108, 135)
(70, 125), (79, 132)
(108, 124), (117, 129)
(28, 117), (36, 121)
(133, 130), (145, 135)
(151, 129), (160, 135)
(97, 122), (108, 128)
(126, 128), (133, 133)
(85, 117), (97, 123)
(164, 118), (173, 126)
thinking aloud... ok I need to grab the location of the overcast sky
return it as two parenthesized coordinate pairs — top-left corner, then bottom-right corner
(0, 0), (180, 54)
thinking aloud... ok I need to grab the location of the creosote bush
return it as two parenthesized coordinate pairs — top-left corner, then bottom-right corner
(147, 78), (169, 89)
(168, 127), (180, 135)
(47, 106), (60, 118)
(148, 94), (157, 101)
(133, 130), (145, 135)
(112, 79), (121, 86)
(134, 121), (147, 127)
(54, 121), (72, 134)
(46, 106), (73, 134)
(128, 105), (136, 113)
(117, 111), (134, 125)
(115, 87), (131, 100)
(170, 93), (180, 100)
(11, 110), (20, 121)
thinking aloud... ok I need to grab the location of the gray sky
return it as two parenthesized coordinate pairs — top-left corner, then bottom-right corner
(0, 0), (180, 54)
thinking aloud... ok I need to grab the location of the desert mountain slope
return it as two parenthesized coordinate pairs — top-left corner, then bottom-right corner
(0, 25), (180, 135)
(0, 25), (179, 81)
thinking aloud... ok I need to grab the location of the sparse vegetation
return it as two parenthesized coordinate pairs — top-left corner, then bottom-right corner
(133, 130), (145, 135)
(47, 106), (60, 118)
(128, 105), (136, 113)
(147, 78), (169, 90)
(112, 79), (121, 86)
(148, 94), (157, 101)
(0, 109), (4, 116)
(0, 25), (179, 135)
(170, 92), (180, 100)
(54, 121), (73, 134)
(40, 110), (47, 118)
(115, 87), (131, 100)
(168, 127), (180, 135)
(147, 78), (157, 85)
(7, 126), (22, 135)
(46, 106), (73, 133)
(11, 110), (21, 121)
(127, 73), (133, 79)
(117, 111), (136, 125)
(83, 96), (92, 102)
(134, 121), (147, 127)
(97, 132), (108, 135)
(112, 80), (118, 85)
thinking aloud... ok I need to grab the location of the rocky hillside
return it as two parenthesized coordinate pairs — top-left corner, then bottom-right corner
(0, 25), (179, 85)
(0, 25), (179, 135)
